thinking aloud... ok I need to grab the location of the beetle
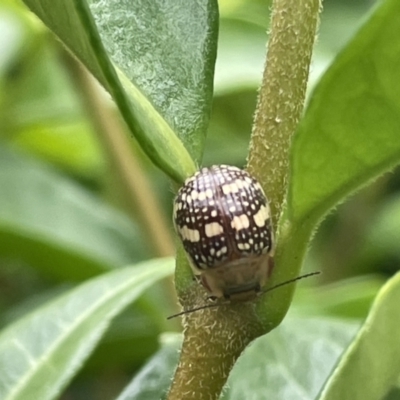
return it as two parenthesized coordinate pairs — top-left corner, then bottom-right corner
(173, 165), (275, 301)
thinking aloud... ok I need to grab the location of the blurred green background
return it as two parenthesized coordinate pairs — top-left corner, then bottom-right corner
(1, 0), (396, 399)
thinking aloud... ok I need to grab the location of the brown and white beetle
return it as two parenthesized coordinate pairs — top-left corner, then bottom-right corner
(171, 165), (319, 319)
(173, 165), (275, 301)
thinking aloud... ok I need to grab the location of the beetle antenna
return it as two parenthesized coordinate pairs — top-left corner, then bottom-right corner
(167, 271), (320, 320)
(259, 271), (321, 296)
(167, 302), (223, 320)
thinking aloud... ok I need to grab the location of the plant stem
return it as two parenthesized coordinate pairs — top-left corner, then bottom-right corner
(169, 1), (321, 398)
(167, 283), (263, 400)
(247, 0), (321, 226)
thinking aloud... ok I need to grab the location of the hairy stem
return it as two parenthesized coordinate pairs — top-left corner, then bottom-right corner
(247, 0), (321, 226)
(169, 1), (321, 399)
(168, 280), (263, 400)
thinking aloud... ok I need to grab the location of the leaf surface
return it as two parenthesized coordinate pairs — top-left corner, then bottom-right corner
(0, 258), (174, 400)
(318, 273), (400, 400)
(0, 146), (148, 280)
(115, 317), (359, 400)
(289, 0), (400, 226)
(22, 0), (219, 181)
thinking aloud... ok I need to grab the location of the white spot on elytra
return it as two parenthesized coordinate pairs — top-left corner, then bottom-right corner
(191, 190), (199, 200)
(179, 226), (200, 242)
(253, 205), (270, 227)
(198, 191), (207, 201)
(216, 246), (228, 257)
(222, 183), (239, 195)
(238, 242), (251, 250)
(231, 214), (250, 231)
(205, 222), (224, 237)
(236, 179), (250, 190)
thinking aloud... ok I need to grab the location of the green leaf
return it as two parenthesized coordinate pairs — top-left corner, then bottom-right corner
(0, 257), (174, 400)
(318, 272), (400, 400)
(11, 123), (102, 178)
(288, 0), (400, 226)
(22, 0), (219, 181)
(87, 0), (218, 162)
(365, 194), (400, 261)
(2, 33), (103, 176)
(116, 318), (359, 400)
(115, 334), (181, 400)
(0, 145), (149, 280)
(222, 317), (359, 400)
(82, 308), (161, 371)
(292, 276), (384, 320)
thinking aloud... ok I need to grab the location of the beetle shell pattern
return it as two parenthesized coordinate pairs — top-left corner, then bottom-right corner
(173, 165), (275, 300)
